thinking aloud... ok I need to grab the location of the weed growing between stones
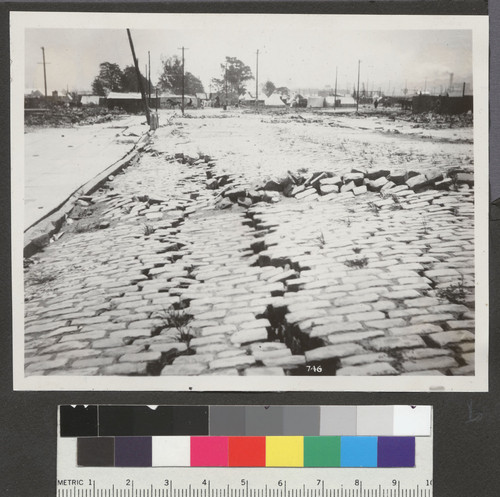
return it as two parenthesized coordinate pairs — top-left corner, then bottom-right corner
(265, 305), (324, 359)
(175, 327), (193, 347)
(421, 218), (429, 235)
(156, 307), (195, 347)
(163, 307), (192, 328)
(390, 195), (403, 210)
(143, 223), (156, 236)
(437, 276), (467, 305)
(367, 201), (381, 216)
(344, 257), (369, 269)
(316, 231), (326, 249)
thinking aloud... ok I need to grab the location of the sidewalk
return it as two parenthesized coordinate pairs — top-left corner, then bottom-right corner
(24, 115), (148, 230)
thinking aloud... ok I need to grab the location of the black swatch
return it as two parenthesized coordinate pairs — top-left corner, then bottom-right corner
(60, 405), (98, 437)
(172, 406), (209, 435)
(98, 406), (174, 436)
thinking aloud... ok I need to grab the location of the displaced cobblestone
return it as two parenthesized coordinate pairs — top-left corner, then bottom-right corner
(23, 111), (476, 377)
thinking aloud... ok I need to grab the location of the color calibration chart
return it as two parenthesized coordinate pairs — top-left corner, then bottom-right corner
(58, 405), (433, 496)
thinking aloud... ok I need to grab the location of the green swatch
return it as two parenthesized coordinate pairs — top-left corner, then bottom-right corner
(304, 436), (341, 467)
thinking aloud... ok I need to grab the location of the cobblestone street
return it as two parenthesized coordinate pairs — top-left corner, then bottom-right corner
(24, 109), (476, 377)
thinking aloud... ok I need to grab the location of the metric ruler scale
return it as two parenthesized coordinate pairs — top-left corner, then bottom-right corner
(56, 478), (433, 497)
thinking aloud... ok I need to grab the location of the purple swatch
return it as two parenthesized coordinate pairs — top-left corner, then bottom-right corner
(377, 437), (415, 467)
(115, 437), (152, 467)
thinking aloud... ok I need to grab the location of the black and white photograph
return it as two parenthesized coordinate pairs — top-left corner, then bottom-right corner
(11, 12), (489, 390)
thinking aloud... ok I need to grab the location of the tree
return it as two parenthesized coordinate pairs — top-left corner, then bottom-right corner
(92, 62), (124, 96)
(263, 80), (276, 97)
(158, 56), (183, 94)
(211, 57), (253, 96)
(122, 65), (151, 93)
(158, 56), (204, 94)
(185, 72), (205, 94)
(275, 86), (290, 97)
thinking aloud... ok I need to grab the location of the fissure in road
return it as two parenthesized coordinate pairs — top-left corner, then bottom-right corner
(24, 118), (475, 377)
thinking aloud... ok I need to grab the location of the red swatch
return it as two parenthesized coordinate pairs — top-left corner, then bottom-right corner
(228, 437), (266, 467)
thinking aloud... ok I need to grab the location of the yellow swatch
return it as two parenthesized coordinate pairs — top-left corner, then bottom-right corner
(266, 436), (304, 467)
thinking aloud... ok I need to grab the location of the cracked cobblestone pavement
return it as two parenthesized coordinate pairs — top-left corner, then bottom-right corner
(24, 110), (476, 377)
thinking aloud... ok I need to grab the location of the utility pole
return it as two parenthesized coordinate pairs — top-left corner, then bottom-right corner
(148, 51), (151, 99)
(126, 29), (151, 125)
(462, 81), (466, 97)
(334, 66), (338, 109)
(356, 59), (360, 112)
(40, 47), (48, 98)
(145, 64), (148, 105)
(255, 49), (259, 110)
(225, 61), (228, 109)
(178, 46), (187, 115)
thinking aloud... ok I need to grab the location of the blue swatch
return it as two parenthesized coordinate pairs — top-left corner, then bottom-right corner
(340, 436), (377, 467)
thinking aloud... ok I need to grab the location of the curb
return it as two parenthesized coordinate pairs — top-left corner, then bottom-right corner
(24, 130), (153, 258)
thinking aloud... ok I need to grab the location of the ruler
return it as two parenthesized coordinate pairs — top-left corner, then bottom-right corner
(56, 474), (433, 497)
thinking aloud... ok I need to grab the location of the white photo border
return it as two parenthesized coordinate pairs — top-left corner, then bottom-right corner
(11, 11), (489, 391)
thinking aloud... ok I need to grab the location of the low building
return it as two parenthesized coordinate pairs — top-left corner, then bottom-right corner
(324, 94), (357, 108)
(307, 96), (325, 108)
(106, 92), (144, 113)
(81, 95), (105, 106)
(24, 89), (44, 109)
(160, 93), (198, 109)
(106, 92), (159, 113)
(25, 89), (44, 98)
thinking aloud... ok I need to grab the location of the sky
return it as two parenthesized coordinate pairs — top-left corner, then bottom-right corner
(24, 24), (472, 96)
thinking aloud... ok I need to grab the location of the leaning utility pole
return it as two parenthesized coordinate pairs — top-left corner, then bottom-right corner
(40, 47), (48, 97)
(126, 29), (151, 125)
(255, 49), (259, 110)
(179, 46), (186, 115)
(334, 66), (338, 109)
(356, 59), (361, 112)
(148, 51), (151, 99)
